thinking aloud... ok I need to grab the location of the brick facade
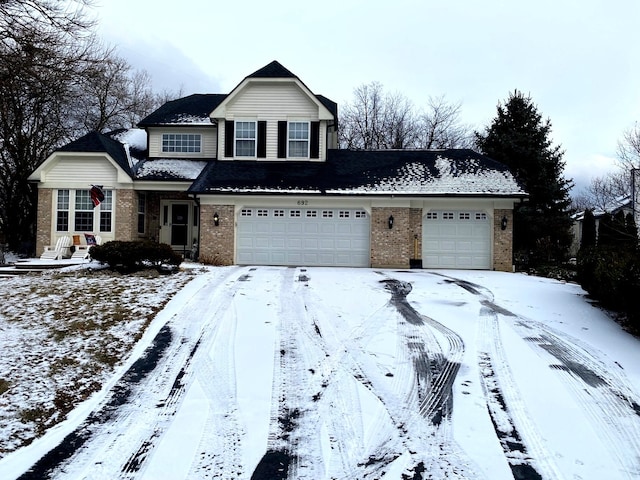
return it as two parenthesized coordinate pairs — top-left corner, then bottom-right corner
(35, 188), (53, 256)
(493, 209), (513, 272)
(199, 204), (235, 265)
(370, 207), (412, 268)
(115, 189), (136, 242)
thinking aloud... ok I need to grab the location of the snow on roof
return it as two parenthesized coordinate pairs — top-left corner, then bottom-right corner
(111, 128), (147, 151)
(135, 159), (208, 181)
(332, 155), (524, 195)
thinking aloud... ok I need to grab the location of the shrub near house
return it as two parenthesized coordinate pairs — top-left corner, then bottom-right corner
(90, 240), (182, 273)
(577, 210), (640, 333)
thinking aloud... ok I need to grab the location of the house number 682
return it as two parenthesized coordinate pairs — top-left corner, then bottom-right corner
(297, 200), (309, 206)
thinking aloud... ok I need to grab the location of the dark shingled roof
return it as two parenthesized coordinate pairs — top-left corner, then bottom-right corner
(137, 62), (337, 127)
(188, 149), (527, 197)
(57, 131), (133, 177)
(137, 94), (227, 126)
(246, 60), (297, 78)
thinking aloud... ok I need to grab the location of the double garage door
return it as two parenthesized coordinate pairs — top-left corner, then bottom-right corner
(237, 207), (370, 267)
(423, 210), (491, 269)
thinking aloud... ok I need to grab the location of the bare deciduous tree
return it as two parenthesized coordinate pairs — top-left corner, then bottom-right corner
(617, 122), (640, 172)
(339, 83), (472, 151)
(418, 95), (473, 149)
(73, 52), (157, 133)
(0, 0), (158, 251)
(576, 124), (640, 211)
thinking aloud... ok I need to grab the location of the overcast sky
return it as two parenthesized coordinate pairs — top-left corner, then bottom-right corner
(95, 0), (640, 196)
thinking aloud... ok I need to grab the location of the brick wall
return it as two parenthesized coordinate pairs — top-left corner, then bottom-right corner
(370, 207), (411, 268)
(35, 188), (53, 256)
(115, 189), (136, 241)
(493, 209), (513, 272)
(199, 204), (235, 265)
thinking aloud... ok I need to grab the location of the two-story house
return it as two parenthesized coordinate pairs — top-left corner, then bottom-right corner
(28, 61), (527, 271)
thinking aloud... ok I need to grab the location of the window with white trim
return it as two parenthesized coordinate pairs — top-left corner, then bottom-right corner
(290, 210), (301, 217)
(257, 209), (269, 217)
(99, 191), (113, 232)
(322, 210), (333, 218)
(137, 193), (146, 234)
(426, 212), (438, 220)
(306, 210), (317, 218)
(475, 212), (488, 220)
(241, 209), (253, 217)
(55, 189), (114, 233)
(355, 211), (367, 218)
(75, 190), (94, 231)
(459, 212), (471, 220)
(443, 212), (455, 220)
(162, 133), (201, 153)
(288, 122), (309, 158)
(235, 121), (256, 157)
(56, 190), (69, 231)
(274, 210), (285, 217)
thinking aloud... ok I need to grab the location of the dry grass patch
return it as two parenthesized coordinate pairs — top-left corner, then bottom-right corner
(0, 266), (199, 456)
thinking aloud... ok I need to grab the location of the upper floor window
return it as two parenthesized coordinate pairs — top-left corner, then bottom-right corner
(235, 121), (256, 157)
(162, 133), (201, 153)
(288, 122), (309, 158)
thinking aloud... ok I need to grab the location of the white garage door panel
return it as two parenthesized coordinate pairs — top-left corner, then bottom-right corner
(424, 211), (491, 270)
(237, 208), (370, 267)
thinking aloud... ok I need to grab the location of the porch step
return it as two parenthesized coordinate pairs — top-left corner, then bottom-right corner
(0, 259), (88, 277)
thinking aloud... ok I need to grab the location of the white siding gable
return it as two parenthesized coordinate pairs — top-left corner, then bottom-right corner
(35, 155), (130, 188)
(225, 82), (319, 119)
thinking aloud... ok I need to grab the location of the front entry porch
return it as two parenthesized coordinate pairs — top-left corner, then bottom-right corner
(158, 200), (199, 259)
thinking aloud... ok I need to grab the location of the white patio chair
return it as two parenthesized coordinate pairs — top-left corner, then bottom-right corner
(40, 236), (72, 260)
(70, 234), (102, 260)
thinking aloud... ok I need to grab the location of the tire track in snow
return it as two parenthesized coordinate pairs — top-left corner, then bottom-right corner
(376, 275), (481, 480)
(250, 268), (327, 480)
(440, 273), (640, 479)
(18, 267), (246, 480)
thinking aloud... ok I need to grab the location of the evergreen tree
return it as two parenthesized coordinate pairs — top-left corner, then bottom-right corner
(476, 90), (573, 264)
(597, 213), (615, 247)
(581, 209), (596, 249)
(625, 212), (638, 248)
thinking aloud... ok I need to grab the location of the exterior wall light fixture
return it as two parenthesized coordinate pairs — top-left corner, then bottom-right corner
(388, 215), (394, 229)
(213, 212), (220, 226)
(501, 215), (508, 231)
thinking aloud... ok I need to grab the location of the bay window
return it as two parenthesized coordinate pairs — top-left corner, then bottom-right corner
(55, 189), (114, 233)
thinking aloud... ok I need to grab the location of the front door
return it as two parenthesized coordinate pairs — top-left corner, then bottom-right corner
(171, 203), (189, 246)
(160, 201), (197, 253)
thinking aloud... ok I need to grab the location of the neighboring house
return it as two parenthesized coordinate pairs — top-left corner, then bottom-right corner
(571, 195), (632, 256)
(29, 61), (527, 271)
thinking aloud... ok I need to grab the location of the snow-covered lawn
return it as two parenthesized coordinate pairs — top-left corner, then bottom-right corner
(0, 265), (198, 456)
(1, 266), (640, 479)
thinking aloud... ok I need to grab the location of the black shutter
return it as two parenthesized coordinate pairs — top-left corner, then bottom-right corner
(310, 121), (320, 159)
(224, 120), (234, 157)
(257, 121), (267, 158)
(277, 121), (287, 158)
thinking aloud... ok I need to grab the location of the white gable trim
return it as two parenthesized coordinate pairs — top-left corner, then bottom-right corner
(28, 152), (133, 186)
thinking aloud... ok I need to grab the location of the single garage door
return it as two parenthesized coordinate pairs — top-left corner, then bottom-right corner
(237, 207), (370, 267)
(423, 210), (491, 269)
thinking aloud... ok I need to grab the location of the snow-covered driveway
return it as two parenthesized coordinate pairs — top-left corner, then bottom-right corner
(3, 266), (640, 479)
